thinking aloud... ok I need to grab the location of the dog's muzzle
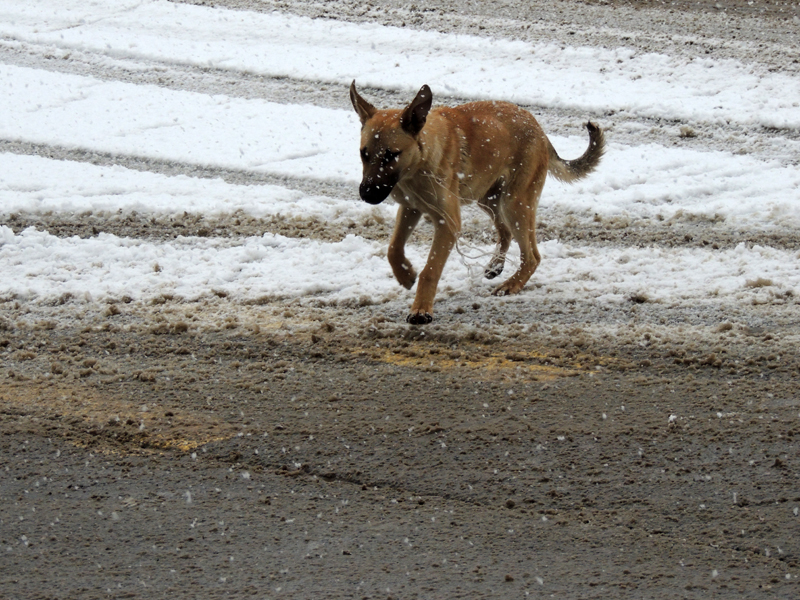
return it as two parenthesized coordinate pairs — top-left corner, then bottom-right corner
(359, 180), (395, 205)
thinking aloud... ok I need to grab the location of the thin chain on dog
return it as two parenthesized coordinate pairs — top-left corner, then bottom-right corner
(419, 172), (521, 274)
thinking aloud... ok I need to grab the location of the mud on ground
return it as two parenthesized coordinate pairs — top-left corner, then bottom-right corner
(2, 289), (799, 598)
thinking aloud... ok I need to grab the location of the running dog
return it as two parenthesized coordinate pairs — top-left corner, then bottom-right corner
(350, 82), (604, 324)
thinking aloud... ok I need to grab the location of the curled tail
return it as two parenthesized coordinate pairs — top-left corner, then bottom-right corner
(547, 121), (605, 183)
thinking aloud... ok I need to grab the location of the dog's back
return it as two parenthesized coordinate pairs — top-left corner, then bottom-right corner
(429, 101), (604, 195)
(427, 101), (551, 202)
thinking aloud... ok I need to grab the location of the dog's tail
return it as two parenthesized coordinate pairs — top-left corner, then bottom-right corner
(547, 121), (605, 183)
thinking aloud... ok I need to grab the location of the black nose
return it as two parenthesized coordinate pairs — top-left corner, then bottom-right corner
(359, 181), (394, 205)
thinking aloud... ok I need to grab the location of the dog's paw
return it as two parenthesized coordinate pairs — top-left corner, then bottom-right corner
(484, 264), (504, 280)
(399, 275), (417, 290)
(484, 253), (506, 280)
(394, 265), (417, 290)
(406, 311), (433, 325)
(492, 281), (523, 296)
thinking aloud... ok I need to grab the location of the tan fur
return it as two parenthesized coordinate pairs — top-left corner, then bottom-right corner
(350, 82), (605, 324)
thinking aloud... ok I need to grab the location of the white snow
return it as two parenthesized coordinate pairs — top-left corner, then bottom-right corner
(0, 64), (359, 182)
(0, 153), (391, 223)
(2, 225), (797, 306)
(0, 0), (799, 312)
(0, 227), (393, 304)
(2, 0), (799, 128)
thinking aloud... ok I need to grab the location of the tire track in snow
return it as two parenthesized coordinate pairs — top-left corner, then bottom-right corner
(3, 141), (799, 252)
(1, 6), (799, 162)
(0, 138), (355, 199)
(181, 0), (800, 74)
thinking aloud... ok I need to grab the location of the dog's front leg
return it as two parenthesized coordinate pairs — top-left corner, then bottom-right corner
(407, 207), (460, 325)
(388, 205), (422, 290)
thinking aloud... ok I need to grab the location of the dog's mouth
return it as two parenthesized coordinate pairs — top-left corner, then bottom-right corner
(359, 180), (395, 205)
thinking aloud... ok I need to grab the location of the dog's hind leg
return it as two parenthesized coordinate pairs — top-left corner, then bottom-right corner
(479, 181), (512, 279)
(480, 203), (512, 280)
(388, 205), (422, 290)
(492, 172), (546, 296)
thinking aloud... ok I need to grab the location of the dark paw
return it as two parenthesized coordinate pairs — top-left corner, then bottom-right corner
(484, 265), (504, 280)
(406, 312), (433, 325)
(400, 276), (416, 290)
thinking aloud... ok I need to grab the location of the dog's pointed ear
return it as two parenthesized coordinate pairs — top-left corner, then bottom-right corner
(401, 84), (432, 137)
(350, 81), (376, 125)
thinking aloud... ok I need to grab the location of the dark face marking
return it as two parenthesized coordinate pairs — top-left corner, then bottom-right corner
(359, 179), (395, 205)
(358, 142), (404, 205)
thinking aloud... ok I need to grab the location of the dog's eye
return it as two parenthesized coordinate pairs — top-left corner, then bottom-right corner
(360, 147), (369, 162)
(384, 149), (400, 163)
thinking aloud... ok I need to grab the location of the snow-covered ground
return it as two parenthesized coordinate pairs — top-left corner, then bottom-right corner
(3, 0), (800, 127)
(0, 0), (798, 316)
(3, 224), (798, 309)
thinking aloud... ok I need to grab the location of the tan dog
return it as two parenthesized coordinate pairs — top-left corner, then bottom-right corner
(350, 82), (604, 324)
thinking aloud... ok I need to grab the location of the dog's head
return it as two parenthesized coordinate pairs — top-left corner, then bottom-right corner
(349, 82), (432, 205)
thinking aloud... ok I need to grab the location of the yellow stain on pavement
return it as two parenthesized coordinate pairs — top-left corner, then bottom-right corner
(0, 381), (238, 454)
(362, 345), (587, 381)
